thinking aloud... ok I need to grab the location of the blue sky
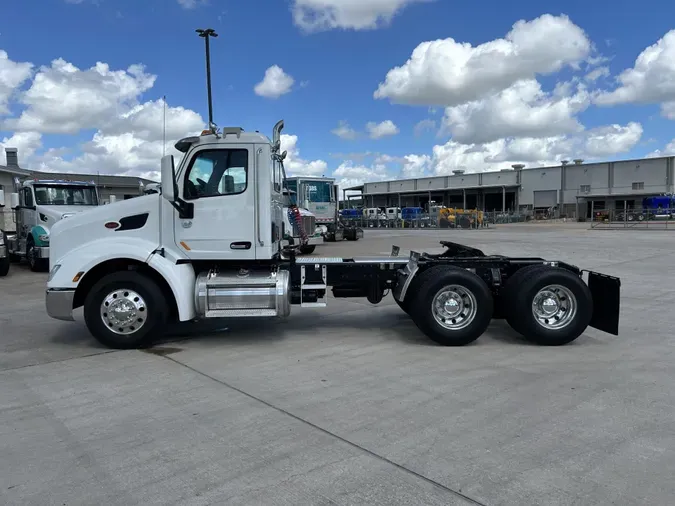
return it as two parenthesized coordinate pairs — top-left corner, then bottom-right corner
(0, 0), (674, 188)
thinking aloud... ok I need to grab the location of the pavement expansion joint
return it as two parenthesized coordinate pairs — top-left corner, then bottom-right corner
(157, 352), (488, 506)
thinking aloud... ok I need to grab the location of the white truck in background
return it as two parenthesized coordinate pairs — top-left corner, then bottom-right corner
(3, 177), (100, 272)
(0, 190), (10, 276)
(281, 188), (323, 254)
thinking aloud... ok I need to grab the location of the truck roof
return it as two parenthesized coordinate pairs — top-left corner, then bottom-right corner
(175, 128), (272, 153)
(24, 179), (96, 186)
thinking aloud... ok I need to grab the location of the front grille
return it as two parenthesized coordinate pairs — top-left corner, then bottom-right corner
(290, 214), (316, 237)
(302, 215), (315, 236)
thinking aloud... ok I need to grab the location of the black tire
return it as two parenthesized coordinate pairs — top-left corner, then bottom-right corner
(84, 271), (169, 349)
(410, 265), (493, 346)
(299, 244), (316, 254)
(503, 265), (592, 346)
(27, 240), (48, 272)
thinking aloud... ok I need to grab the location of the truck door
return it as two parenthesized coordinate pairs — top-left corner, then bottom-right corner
(19, 187), (36, 251)
(173, 145), (257, 260)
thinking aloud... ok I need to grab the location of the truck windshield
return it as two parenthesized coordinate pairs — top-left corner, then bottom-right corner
(33, 185), (99, 206)
(303, 181), (332, 203)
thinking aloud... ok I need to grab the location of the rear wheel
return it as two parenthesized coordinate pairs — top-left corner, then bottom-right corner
(410, 266), (493, 346)
(84, 271), (169, 349)
(503, 265), (592, 346)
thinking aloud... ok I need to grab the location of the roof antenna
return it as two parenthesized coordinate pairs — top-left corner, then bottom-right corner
(196, 28), (219, 136)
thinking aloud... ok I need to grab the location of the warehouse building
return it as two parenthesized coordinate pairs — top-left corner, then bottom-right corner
(345, 155), (675, 219)
(0, 147), (157, 230)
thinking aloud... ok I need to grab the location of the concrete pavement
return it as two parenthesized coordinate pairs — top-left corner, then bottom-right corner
(1, 224), (673, 505)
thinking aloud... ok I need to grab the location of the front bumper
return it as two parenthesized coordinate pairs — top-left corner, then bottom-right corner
(35, 246), (49, 258)
(46, 288), (75, 321)
(0, 245), (6, 259)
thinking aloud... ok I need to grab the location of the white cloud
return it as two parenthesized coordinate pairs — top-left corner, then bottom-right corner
(647, 139), (675, 158)
(331, 120), (358, 140)
(366, 119), (399, 139)
(4, 58), (156, 134)
(430, 121), (643, 175)
(585, 66), (610, 82)
(0, 50), (204, 179)
(1, 131), (42, 161)
(402, 154), (431, 177)
(291, 0), (429, 32)
(583, 122), (643, 157)
(594, 30), (675, 118)
(254, 65), (295, 99)
(374, 14), (593, 106)
(441, 79), (590, 144)
(0, 50), (33, 115)
(413, 118), (436, 136)
(332, 161), (389, 195)
(280, 134), (329, 177)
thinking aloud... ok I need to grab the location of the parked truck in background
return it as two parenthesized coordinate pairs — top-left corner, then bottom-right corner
(0, 190), (9, 276)
(4, 177), (99, 272)
(281, 188), (323, 254)
(285, 176), (362, 241)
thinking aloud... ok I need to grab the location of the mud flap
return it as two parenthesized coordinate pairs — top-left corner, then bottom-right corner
(586, 271), (621, 335)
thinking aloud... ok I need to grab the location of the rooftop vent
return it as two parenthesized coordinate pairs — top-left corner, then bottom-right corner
(573, 159), (584, 165)
(452, 169), (465, 175)
(561, 160), (569, 166)
(511, 164), (525, 170)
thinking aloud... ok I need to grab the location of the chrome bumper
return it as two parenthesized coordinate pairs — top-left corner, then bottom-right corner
(0, 245), (6, 258)
(46, 289), (75, 321)
(35, 246), (49, 258)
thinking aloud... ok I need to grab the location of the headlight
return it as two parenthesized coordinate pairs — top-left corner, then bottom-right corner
(38, 234), (49, 243)
(48, 264), (61, 282)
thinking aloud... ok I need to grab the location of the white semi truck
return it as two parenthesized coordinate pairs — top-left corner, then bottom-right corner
(3, 177), (99, 272)
(43, 33), (621, 350)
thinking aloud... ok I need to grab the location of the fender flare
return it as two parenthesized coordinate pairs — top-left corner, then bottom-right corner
(30, 225), (49, 246)
(51, 238), (197, 322)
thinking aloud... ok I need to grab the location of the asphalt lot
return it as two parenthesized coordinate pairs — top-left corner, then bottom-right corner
(1, 223), (673, 505)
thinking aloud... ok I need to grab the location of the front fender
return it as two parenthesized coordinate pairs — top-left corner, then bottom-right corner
(31, 225), (49, 246)
(48, 238), (197, 322)
(49, 237), (159, 287)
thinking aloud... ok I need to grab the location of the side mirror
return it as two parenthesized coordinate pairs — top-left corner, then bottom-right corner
(280, 150), (287, 161)
(161, 155), (176, 202)
(10, 193), (19, 209)
(0, 189), (4, 207)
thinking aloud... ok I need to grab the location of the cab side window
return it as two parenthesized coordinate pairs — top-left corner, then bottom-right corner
(23, 188), (34, 207)
(184, 149), (248, 200)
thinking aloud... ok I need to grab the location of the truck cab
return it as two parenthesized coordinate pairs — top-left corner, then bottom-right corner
(6, 178), (99, 271)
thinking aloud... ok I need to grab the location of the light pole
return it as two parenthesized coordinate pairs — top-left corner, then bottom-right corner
(196, 28), (218, 130)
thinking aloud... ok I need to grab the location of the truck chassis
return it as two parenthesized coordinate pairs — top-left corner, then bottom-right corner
(47, 240), (621, 350)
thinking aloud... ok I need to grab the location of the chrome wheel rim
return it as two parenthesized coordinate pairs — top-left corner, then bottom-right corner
(100, 289), (147, 335)
(431, 285), (477, 330)
(531, 284), (577, 330)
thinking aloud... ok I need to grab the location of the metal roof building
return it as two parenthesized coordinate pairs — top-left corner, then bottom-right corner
(345, 156), (675, 219)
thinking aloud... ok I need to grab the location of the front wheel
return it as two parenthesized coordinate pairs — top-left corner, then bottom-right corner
(84, 271), (169, 349)
(410, 266), (493, 346)
(299, 244), (316, 254)
(27, 242), (48, 272)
